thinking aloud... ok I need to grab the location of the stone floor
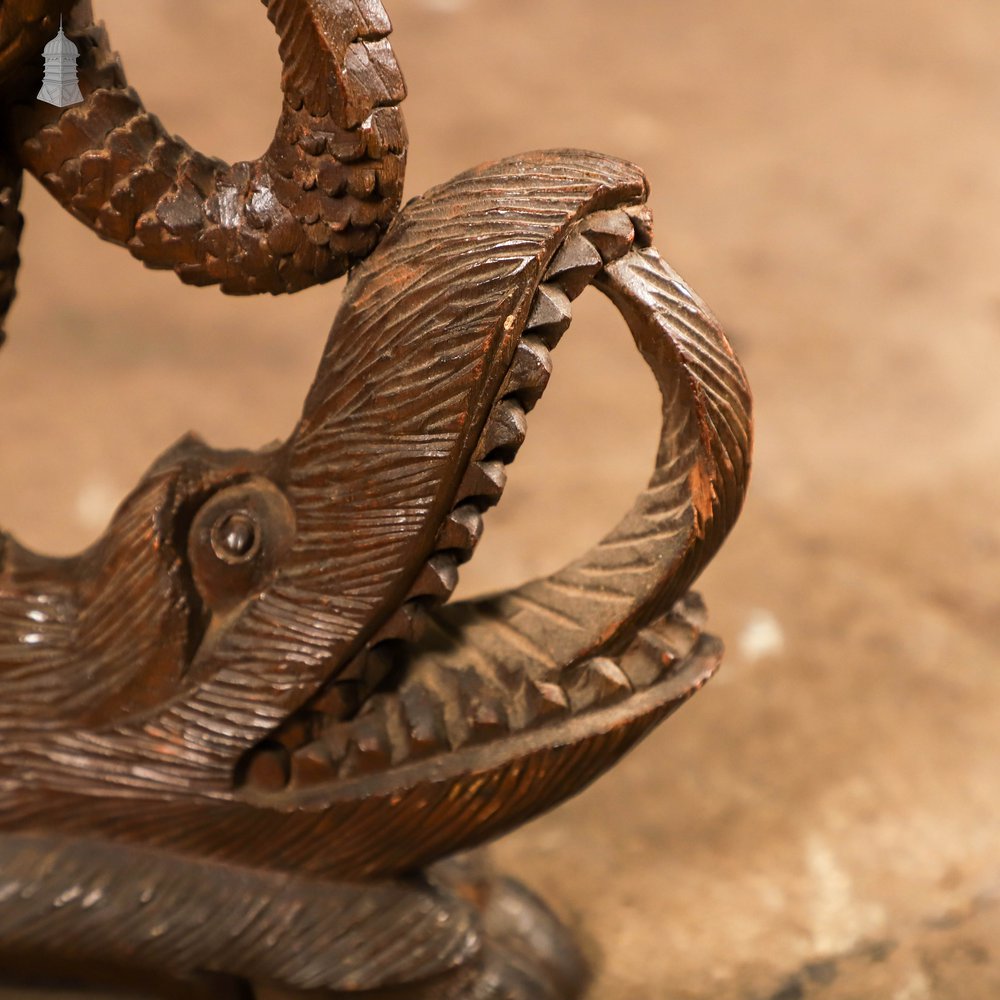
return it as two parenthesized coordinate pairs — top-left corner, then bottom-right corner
(1, 1), (998, 997)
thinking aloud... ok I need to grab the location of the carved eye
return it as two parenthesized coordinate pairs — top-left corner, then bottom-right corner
(211, 511), (260, 563)
(188, 479), (295, 612)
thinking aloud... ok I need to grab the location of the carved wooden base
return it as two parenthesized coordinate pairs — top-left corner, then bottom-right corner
(0, 858), (587, 1000)
(264, 869), (589, 1000)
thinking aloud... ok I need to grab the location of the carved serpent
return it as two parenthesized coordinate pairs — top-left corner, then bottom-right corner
(0, 3), (752, 998)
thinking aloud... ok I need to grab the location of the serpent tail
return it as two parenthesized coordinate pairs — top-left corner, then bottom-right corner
(11, 0), (406, 294)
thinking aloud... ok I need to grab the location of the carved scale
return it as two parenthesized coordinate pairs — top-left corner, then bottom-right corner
(0, 2), (752, 997)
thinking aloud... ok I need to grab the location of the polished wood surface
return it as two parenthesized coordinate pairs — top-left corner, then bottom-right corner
(0, 2), (751, 995)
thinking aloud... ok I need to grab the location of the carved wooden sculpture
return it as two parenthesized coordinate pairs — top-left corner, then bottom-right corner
(0, 2), (752, 997)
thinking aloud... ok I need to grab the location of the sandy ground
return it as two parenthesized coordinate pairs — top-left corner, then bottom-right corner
(1, 1), (998, 997)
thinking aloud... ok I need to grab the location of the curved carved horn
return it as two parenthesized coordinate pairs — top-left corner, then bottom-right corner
(9, 0), (406, 293)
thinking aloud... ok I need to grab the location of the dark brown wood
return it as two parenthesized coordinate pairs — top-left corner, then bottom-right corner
(2, 0), (405, 315)
(0, 2), (753, 997)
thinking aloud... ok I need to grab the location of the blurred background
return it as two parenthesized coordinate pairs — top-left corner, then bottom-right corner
(1, 1), (998, 996)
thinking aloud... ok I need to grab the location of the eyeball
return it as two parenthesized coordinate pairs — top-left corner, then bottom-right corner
(211, 511), (260, 563)
(188, 478), (295, 613)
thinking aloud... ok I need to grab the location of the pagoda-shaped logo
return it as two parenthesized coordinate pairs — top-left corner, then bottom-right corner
(37, 17), (83, 108)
